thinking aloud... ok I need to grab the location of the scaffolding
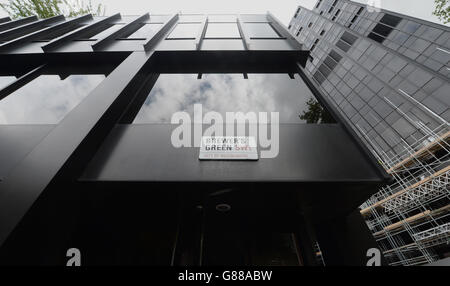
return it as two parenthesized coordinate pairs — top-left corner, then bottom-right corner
(314, 242), (325, 266)
(359, 121), (450, 266)
(414, 223), (450, 248)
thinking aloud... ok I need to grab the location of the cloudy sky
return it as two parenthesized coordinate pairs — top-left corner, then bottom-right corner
(0, 75), (104, 124)
(133, 74), (315, 124)
(0, 0), (447, 26)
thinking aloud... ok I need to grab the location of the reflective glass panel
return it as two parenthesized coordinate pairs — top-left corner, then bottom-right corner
(205, 23), (240, 38)
(178, 15), (205, 22)
(245, 23), (280, 38)
(167, 23), (201, 39)
(240, 15), (268, 22)
(133, 74), (335, 124)
(89, 24), (124, 39)
(0, 74), (105, 124)
(147, 15), (171, 23)
(35, 24), (84, 41)
(207, 15), (237, 22)
(127, 23), (163, 38)
(0, 76), (16, 89)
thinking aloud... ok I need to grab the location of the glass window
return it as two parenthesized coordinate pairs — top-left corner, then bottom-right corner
(240, 14), (268, 22)
(379, 14), (402, 28)
(147, 15), (171, 23)
(125, 23), (163, 39)
(207, 15), (237, 22)
(389, 30), (409, 45)
(87, 24), (124, 39)
(409, 38), (430, 53)
(329, 49), (343, 62)
(341, 31), (358, 45)
(367, 32), (384, 43)
(0, 76), (16, 89)
(374, 100), (393, 118)
(420, 26), (443, 42)
(167, 23), (201, 39)
(402, 21), (421, 34)
(0, 74), (105, 124)
(178, 14), (205, 22)
(432, 84), (450, 106)
(392, 117), (415, 138)
(313, 71), (326, 85)
(318, 63), (332, 77)
(372, 23), (394, 38)
(133, 74), (335, 124)
(336, 39), (351, 52)
(386, 56), (407, 73)
(35, 24), (84, 41)
(324, 55), (338, 70)
(316, 0), (323, 8)
(205, 23), (240, 38)
(245, 23), (280, 38)
(422, 96), (447, 114)
(422, 78), (443, 94)
(407, 68), (433, 88)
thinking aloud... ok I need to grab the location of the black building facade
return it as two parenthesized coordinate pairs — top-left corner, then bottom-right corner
(0, 12), (390, 266)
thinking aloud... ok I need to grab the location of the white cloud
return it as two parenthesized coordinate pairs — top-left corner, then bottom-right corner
(0, 75), (104, 124)
(133, 74), (314, 124)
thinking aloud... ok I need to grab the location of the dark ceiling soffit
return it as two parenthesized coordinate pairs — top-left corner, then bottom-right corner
(0, 52), (129, 75)
(92, 13), (150, 51)
(77, 180), (387, 186)
(144, 13), (179, 51)
(0, 14), (92, 52)
(42, 13), (121, 52)
(148, 50), (310, 72)
(0, 49), (309, 74)
(0, 16), (37, 32)
(0, 55), (46, 77)
(0, 15), (64, 42)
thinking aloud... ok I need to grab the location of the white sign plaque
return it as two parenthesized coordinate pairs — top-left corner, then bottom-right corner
(199, 136), (258, 161)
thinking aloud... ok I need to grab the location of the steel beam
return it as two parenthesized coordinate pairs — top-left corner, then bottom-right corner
(267, 12), (303, 50)
(92, 13), (149, 51)
(143, 13), (179, 51)
(0, 51), (154, 247)
(0, 16), (36, 32)
(195, 16), (208, 50)
(236, 14), (251, 50)
(0, 65), (45, 100)
(0, 14), (92, 51)
(0, 17), (11, 25)
(41, 13), (121, 52)
(0, 15), (64, 42)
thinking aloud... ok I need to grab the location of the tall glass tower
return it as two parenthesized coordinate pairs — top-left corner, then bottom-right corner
(289, 0), (450, 266)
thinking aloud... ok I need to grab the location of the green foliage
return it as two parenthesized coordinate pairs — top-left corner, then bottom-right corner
(299, 98), (335, 124)
(433, 0), (450, 24)
(0, 0), (105, 19)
